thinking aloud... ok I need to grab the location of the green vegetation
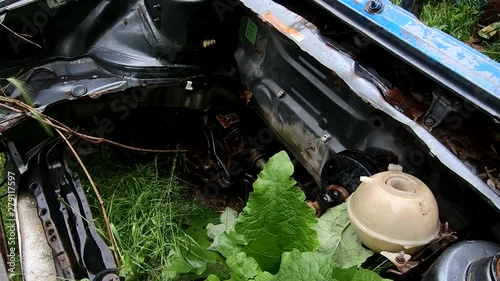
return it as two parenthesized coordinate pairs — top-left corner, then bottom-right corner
(79, 149), (225, 280)
(78, 150), (387, 280)
(201, 151), (386, 281)
(419, 0), (482, 42)
(391, 0), (500, 62)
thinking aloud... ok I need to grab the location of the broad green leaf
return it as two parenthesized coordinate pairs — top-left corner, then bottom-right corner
(208, 230), (246, 258)
(316, 203), (373, 268)
(164, 213), (229, 280)
(206, 275), (222, 281)
(274, 250), (335, 281)
(234, 151), (318, 273)
(225, 252), (272, 281)
(274, 249), (387, 281)
(207, 207), (246, 258)
(187, 214), (230, 279)
(332, 266), (391, 281)
(207, 207), (239, 239)
(255, 273), (274, 281)
(163, 247), (207, 278)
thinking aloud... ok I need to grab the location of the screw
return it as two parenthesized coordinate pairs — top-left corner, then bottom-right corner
(365, 0), (382, 13)
(153, 3), (161, 10)
(395, 252), (406, 264)
(424, 117), (435, 126)
(442, 222), (452, 234)
(277, 90), (286, 99)
(329, 190), (340, 200)
(321, 134), (331, 143)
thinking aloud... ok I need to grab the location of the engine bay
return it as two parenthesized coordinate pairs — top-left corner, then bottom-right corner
(0, 0), (499, 280)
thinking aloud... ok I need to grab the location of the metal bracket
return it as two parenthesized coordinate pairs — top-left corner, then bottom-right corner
(6, 141), (27, 175)
(423, 88), (461, 130)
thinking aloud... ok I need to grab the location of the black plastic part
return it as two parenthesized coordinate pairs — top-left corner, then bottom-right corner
(316, 189), (342, 213)
(321, 150), (384, 193)
(24, 143), (117, 280)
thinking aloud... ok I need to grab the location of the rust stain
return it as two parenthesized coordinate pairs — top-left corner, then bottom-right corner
(384, 88), (427, 121)
(261, 11), (305, 42)
(240, 90), (253, 105)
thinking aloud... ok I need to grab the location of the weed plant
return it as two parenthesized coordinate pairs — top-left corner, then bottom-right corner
(78, 148), (218, 280)
(392, 0), (500, 61)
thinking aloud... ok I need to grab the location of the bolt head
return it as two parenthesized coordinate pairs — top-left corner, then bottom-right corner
(365, 0), (383, 13)
(277, 90), (286, 99)
(424, 118), (435, 126)
(320, 133), (331, 143)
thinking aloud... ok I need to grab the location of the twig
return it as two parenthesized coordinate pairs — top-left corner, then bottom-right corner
(55, 128), (121, 267)
(0, 23), (42, 49)
(0, 97), (197, 154)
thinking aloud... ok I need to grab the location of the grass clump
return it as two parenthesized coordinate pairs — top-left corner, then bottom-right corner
(79, 150), (221, 280)
(390, 0), (500, 61)
(420, 0), (500, 61)
(419, 0), (482, 42)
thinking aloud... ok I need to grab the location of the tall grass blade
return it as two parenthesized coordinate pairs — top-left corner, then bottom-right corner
(6, 77), (53, 136)
(6, 78), (34, 105)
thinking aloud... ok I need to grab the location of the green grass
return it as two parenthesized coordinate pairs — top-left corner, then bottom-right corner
(0, 147), (222, 281)
(78, 149), (219, 280)
(391, 0), (500, 61)
(419, 0), (482, 42)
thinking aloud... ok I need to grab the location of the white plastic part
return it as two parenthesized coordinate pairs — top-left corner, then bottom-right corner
(17, 192), (57, 281)
(359, 176), (373, 183)
(347, 170), (440, 253)
(387, 163), (403, 172)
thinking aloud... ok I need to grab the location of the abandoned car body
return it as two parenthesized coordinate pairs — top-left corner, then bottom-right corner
(0, 0), (499, 280)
